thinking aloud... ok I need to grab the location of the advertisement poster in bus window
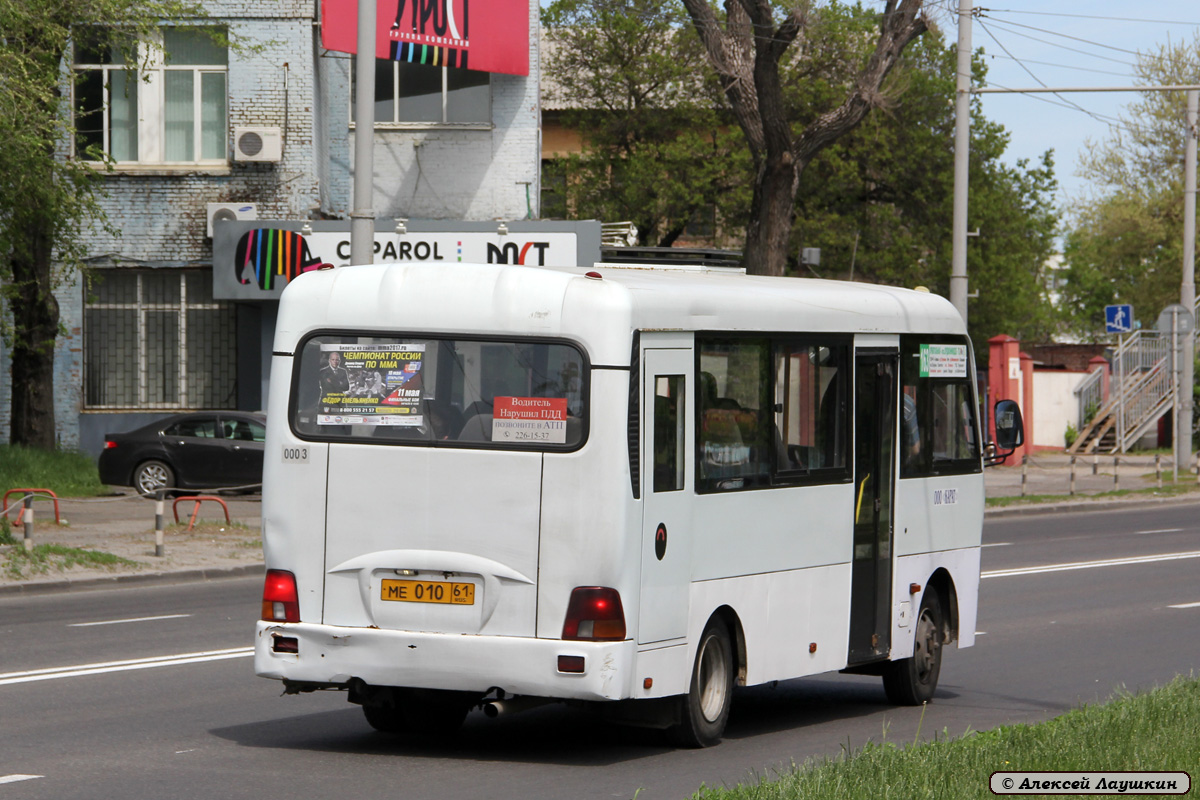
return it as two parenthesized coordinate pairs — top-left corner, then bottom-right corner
(491, 396), (568, 444)
(317, 344), (426, 425)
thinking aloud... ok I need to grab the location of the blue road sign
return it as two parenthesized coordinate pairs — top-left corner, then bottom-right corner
(1105, 304), (1133, 333)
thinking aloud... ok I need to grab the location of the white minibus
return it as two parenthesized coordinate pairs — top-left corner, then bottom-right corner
(254, 261), (1021, 746)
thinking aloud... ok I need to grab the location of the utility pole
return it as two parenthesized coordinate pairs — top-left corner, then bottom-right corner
(350, 0), (378, 267)
(950, 0), (972, 325)
(1180, 89), (1197, 475)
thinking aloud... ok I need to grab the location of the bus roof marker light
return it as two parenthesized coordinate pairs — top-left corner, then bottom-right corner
(584, 271), (603, 280)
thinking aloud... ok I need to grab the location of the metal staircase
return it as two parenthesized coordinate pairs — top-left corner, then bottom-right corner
(1068, 330), (1174, 454)
(1068, 297), (1200, 455)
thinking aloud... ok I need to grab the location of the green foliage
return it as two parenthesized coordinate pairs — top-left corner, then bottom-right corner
(1059, 33), (1200, 336)
(4, 543), (141, 580)
(0, 444), (107, 497)
(0, 516), (15, 546)
(542, 2), (1059, 351)
(541, 0), (752, 245)
(691, 676), (1200, 800)
(1064, 422), (1078, 448)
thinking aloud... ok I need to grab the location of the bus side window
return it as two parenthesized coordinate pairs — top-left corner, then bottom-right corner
(654, 375), (685, 492)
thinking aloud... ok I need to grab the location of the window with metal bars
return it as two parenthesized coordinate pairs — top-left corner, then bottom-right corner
(84, 269), (237, 409)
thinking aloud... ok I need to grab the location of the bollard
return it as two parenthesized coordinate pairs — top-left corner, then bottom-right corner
(22, 493), (33, 552)
(1021, 455), (1028, 497)
(155, 489), (165, 557)
(1113, 456), (1120, 491)
(1093, 455), (1098, 475)
(1156, 454), (1162, 489)
(1069, 456), (1077, 496)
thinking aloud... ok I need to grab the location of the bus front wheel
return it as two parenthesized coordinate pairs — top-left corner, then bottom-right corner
(675, 617), (734, 748)
(882, 593), (944, 705)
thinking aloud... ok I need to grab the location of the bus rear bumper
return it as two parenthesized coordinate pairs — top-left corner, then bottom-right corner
(254, 620), (637, 701)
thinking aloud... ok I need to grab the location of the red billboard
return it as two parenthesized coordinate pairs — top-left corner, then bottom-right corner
(321, 0), (529, 77)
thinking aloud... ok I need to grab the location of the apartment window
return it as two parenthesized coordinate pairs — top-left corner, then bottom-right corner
(84, 270), (237, 409)
(73, 27), (228, 163)
(352, 60), (490, 125)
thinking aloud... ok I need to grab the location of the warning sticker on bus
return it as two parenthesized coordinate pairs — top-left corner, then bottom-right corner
(918, 344), (968, 378)
(491, 396), (568, 444)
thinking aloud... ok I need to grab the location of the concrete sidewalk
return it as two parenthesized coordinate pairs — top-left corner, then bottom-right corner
(4, 455), (1199, 594)
(0, 491), (263, 594)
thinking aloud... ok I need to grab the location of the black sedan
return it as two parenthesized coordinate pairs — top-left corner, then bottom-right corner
(98, 412), (267, 496)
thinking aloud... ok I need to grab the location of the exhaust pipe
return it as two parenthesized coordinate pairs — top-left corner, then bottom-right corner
(482, 696), (553, 718)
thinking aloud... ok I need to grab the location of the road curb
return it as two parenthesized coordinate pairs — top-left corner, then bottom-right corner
(0, 563), (265, 596)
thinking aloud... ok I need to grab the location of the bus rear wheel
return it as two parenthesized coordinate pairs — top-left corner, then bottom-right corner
(674, 617), (734, 748)
(882, 593), (944, 705)
(361, 688), (474, 737)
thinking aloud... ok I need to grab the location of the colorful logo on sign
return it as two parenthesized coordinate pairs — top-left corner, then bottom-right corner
(235, 229), (329, 291)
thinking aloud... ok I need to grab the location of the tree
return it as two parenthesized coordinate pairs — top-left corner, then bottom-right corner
(792, 34), (1060, 351)
(0, 0), (205, 449)
(1059, 34), (1200, 335)
(541, 0), (752, 246)
(680, 0), (927, 276)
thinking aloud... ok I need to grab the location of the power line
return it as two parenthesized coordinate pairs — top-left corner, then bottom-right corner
(982, 9), (1200, 26)
(976, 19), (1124, 128)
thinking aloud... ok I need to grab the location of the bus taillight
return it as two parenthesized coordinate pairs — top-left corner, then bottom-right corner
(561, 587), (626, 641)
(262, 569), (300, 622)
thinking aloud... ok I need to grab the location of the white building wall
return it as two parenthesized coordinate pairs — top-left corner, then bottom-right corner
(1032, 370), (1089, 449)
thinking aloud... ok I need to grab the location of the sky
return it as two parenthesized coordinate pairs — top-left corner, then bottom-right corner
(963, 1), (1200, 207)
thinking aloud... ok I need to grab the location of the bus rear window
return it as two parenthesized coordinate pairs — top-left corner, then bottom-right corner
(291, 334), (587, 450)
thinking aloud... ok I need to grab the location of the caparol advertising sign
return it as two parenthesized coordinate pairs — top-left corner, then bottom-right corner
(210, 219), (601, 300)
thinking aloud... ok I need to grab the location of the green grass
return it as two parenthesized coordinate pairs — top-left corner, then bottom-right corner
(0, 444), (107, 499)
(3, 543), (142, 580)
(692, 676), (1200, 800)
(986, 480), (1200, 508)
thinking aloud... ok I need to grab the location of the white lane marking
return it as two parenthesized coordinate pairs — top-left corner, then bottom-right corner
(1168, 601), (1200, 609)
(1135, 528), (1185, 535)
(0, 775), (44, 784)
(0, 647), (253, 687)
(68, 613), (192, 627)
(982, 550), (1200, 579)
(982, 542), (1012, 548)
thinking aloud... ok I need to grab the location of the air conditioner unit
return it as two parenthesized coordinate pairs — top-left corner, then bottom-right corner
(206, 202), (258, 238)
(232, 126), (283, 163)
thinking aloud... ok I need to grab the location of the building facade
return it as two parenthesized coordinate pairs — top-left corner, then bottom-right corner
(1, 0), (544, 457)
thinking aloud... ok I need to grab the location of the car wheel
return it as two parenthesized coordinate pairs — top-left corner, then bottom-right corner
(882, 592), (944, 705)
(674, 616), (734, 748)
(134, 460), (175, 497)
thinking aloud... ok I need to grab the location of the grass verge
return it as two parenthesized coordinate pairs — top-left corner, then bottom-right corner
(0, 444), (107, 499)
(3, 543), (142, 580)
(692, 676), (1200, 800)
(986, 480), (1200, 508)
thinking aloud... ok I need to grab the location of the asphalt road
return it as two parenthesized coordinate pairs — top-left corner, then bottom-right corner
(1, 502), (1198, 800)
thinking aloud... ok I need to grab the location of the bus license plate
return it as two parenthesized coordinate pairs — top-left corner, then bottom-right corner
(380, 579), (475, 605)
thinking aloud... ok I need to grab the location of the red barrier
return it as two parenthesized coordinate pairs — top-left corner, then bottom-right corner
(3, 488), (61, 525)
(172, 495), (232, 532)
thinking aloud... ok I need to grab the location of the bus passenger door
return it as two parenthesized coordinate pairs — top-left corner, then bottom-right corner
(848, 352), (897, 664)
(639, 347), (694, 645)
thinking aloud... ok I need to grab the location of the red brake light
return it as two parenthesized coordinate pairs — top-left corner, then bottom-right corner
(104, 441), (118, 449)
(262, 569), (299, 622)
(562, 586), (626, 641)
